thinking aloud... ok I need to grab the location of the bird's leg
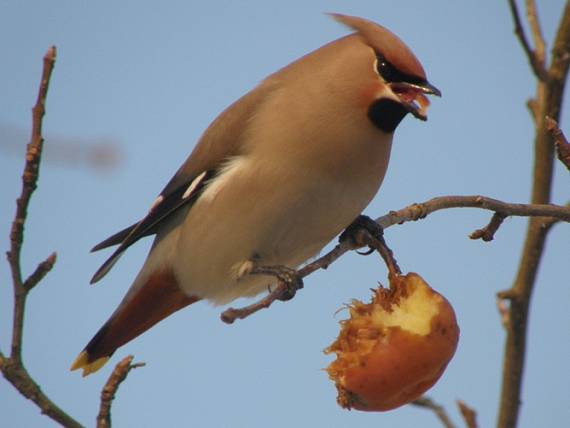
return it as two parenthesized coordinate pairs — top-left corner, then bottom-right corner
(221, 263), (304, 324)
(339, 214), (384, 250)
(233, 255), (303, 300)
(339, 215), (401, 277)
(249, 265), (304, 301)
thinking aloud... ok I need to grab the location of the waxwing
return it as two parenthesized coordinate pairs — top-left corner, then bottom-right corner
(72, 13), (440, 376)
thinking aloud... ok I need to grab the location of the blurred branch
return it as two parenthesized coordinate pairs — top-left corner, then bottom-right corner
(507, 0), (548, 80)
(498, 2), (570, 428)
(0, 128), (123, 172)
(97, 356), (145, 428)
(526, 0), (547, 66)
(457, 400), (478, 428)
(526, 98), (540, 124)
(545, 116), (570, 171)
(496, 296), (510, 329)
(469, 212), (506, 241)
(412, 397), (456, 428)
(221, 195), (570, 323)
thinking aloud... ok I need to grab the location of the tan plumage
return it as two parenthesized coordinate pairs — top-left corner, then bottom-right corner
(71, 13), (440, 376)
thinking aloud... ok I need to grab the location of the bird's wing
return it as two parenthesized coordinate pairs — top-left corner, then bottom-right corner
(90, 81), (275, 284)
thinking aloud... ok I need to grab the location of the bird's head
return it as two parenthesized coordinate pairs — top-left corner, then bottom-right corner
(330, 13), (441, 133)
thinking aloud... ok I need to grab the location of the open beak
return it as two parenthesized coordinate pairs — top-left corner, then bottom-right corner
(390, 81), (441, 121)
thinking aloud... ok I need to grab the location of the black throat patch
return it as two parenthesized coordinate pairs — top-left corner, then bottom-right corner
(367, 98), (408, 133)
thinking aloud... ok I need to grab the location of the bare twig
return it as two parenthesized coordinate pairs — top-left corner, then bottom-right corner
(412, 397), (456, 428)
(97, 356), (145, 428)
(23, 252), (57, 291)
(0, 46), (84, 428)
(469, 212), (507, 241)
(496, 296), (510, 329)
(2, 46), (144, 428)
(221, 194), (570, 324)
(507, 0), (549, 80)
(545, 116), (570, 171)
(457, 400), (478, 428)
(221, 244), (350, 323)
(526, 0), (547, 65)
(498, 3), (570, 428)
(375, 195), (570, 229)
(0, 357), (83, 428)
(526, 98), (540, 124)
(5, 44), (59, 366)
(7, 46), (57, 294)
(221, 283), (290, 323)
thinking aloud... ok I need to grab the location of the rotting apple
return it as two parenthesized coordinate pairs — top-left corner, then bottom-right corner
(325, 272), (459, 411)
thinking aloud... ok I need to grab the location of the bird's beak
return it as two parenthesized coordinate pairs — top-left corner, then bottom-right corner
(389, 80), (441, 121)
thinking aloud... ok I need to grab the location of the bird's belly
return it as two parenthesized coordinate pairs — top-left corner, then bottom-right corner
(173, 156), (384, 304)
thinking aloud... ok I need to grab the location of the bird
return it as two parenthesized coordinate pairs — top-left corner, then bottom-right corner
(71, 13), (441, 376)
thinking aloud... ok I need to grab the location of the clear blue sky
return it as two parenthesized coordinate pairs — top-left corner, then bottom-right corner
(1, 1), (569, 427)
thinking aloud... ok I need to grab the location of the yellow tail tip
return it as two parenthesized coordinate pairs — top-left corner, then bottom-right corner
(70, 351), (110, 377)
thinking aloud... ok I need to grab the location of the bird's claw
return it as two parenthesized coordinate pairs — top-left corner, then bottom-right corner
(251, 265), (304, 301)
(339, 214), (384, 252)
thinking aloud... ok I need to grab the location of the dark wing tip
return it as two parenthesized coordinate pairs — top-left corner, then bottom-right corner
(91, 223), (138, 252)
(90, 252), (123, 284)
(91, 242), (106, 253)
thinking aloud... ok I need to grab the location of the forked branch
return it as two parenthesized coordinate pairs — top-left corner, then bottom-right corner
(1, 47), (143, 428)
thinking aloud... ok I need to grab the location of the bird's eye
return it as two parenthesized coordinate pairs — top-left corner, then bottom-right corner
(375, 54), (423, 85)
(376, 57), (397, 82)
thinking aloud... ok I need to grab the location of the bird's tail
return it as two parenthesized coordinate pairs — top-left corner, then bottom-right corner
(71, 269), (199, 376)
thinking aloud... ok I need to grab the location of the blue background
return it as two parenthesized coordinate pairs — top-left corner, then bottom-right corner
(1, 1), (569, 427)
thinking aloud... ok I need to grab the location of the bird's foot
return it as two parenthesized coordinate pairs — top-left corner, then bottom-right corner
(250, 265), (304, 301)
(221, 264), (304, 324)
(232, 256), (303, 300)
(339, 214), (384, 252)
(339, 215), (402, 276)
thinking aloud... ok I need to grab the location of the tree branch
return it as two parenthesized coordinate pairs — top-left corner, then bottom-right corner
(496, 296), (511, 329)
(526, 0), (547, 66)
(498, 2), (570, 428)
(375, 195), (570, 229)
(545, 116), (570, 171)
(457, 400), (478, 428)
(507, 0), (549, 80)
(7, 46), (57, 294)
(0, 46), (85, 428)
(97, 356), (145, 428)
(23, 252), (57, 291)
(6, 45), (58, 363)
(469, 212), (507, 241)
(412, 397), (456, 428)
(1, 47), (155, 428)
(221, 195), (570, 323)
(0, 355), (83, 428)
